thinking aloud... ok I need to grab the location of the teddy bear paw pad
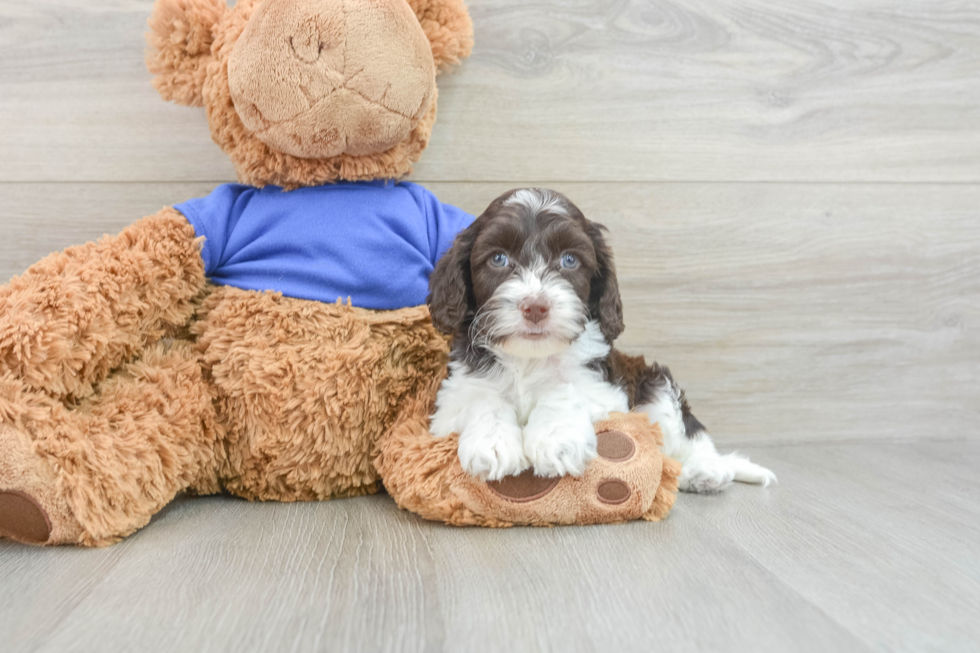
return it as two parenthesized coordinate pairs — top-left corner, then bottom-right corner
(0, 490), (52, 544)
(596, 479), (632, 505)
(596, 429), (635, 462)
(487, 470), (560, 503)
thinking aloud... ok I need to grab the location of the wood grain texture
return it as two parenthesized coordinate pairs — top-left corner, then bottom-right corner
(3, 181), (977, 446)
(688, 440), (980, 653)
(1, 1), (979, 183)
(2, 442), (978, 653)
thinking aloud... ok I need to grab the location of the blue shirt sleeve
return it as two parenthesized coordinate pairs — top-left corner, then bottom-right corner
(173, 184), (253, 276)
(409, 184), (476, 265)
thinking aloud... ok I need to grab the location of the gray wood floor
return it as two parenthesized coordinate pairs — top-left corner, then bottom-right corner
(2, 442), (979, 652)
(1, 1), (978, 651)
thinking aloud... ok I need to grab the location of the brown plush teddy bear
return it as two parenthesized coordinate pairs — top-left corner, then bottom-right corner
(0, 0), (677, 547)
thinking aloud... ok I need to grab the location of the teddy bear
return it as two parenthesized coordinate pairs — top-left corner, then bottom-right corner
(0, 0), (678, 547)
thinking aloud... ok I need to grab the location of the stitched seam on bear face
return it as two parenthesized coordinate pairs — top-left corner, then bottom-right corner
(341, 0), (348, 78)
(250, 86), (417, 141)
(240, 0), (423, 138)
(342, 87), (417, 121)
(337, 0), (422, 123)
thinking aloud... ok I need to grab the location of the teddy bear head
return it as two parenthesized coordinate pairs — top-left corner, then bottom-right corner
(147, 0), (472, 188)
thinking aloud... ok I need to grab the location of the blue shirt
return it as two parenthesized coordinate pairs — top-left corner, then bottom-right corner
(174, 181), (474, 310)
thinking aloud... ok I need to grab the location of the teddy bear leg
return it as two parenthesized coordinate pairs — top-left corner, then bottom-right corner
(0, 340), (222, 546)
(0, 417), (83, 545)
(380, 406), (682, 527)
(0, 208), (205, 402)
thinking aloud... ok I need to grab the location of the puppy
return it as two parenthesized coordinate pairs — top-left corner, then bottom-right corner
(426, 188), (776, 493)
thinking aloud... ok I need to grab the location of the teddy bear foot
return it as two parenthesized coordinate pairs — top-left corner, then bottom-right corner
(0, 423), (84, 546)
(379, 409), (680, 527)
(0, 490), (51, 544)
(481, 425), (662, 523)
(457, 413), (681, 526)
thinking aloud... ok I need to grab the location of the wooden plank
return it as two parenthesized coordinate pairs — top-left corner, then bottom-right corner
(2, 181), (977, 445)
(1, 493), (868, 653)
(0, 537), (129, 647)
(1, 1), (979, 183)
(0, 182), (216, 276)
(0, 0), (236, 183)
(688, 440), (980, 653)
(4, 442), (978, 652)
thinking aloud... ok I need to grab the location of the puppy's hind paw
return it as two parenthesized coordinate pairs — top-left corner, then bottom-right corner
(679, 451), (776, 493)
(679, 454), (736, 493)
(727, 453), (777, 487)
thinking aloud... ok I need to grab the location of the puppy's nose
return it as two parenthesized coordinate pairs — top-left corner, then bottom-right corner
(520, 298), (551, 325)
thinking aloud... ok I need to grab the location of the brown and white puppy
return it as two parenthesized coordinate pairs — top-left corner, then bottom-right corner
(427, 189), (776, 492)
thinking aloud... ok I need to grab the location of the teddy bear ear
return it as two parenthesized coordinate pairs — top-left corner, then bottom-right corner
(408, 0), (475, 72)
(145, 0), (228, 107)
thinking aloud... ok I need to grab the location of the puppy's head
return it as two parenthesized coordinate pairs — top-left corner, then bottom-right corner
(428, 188), (623, 358)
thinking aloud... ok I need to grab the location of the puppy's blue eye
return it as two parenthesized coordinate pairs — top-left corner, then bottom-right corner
(490, 253), (509, 268)
(561, 253), (578, 269)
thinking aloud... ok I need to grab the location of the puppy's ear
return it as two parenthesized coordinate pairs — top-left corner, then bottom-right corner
(587, 223), (625, 342)
(146, 0), (227, 107)
(427, 224), (479, 334)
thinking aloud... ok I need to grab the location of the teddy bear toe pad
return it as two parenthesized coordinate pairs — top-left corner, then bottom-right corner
(488, 471), (560, 503)
(0, 490), (52, 544)
(595, 429), (636, 462)
(596, 479), (632, 505)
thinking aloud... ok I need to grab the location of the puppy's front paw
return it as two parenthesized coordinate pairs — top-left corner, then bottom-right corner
(523, 418), (598, 478)
(458, 420), (529, 481)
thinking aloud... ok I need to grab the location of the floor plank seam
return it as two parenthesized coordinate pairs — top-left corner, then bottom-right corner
(4, 180), (980, 186)
(728, 436), (980, 449)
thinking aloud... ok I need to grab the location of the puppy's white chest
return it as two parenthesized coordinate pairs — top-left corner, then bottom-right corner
(500, 358), (575, 425)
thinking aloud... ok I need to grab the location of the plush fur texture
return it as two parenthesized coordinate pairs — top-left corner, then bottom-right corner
(194, 292), (450, 502)
(146, 0), (227, 107)
(407, 0), (474, 71)
(228, 0), (436, 160)
(147, 0), (472, 188)
(431, 322), (630, 480)
(0, 381), (85, 545)
(0, 209), (205, 401)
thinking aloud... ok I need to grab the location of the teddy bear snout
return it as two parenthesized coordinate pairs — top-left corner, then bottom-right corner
(226, 0), (437, 161)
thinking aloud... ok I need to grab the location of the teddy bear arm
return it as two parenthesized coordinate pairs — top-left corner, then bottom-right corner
(0, 207), (206, 401)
